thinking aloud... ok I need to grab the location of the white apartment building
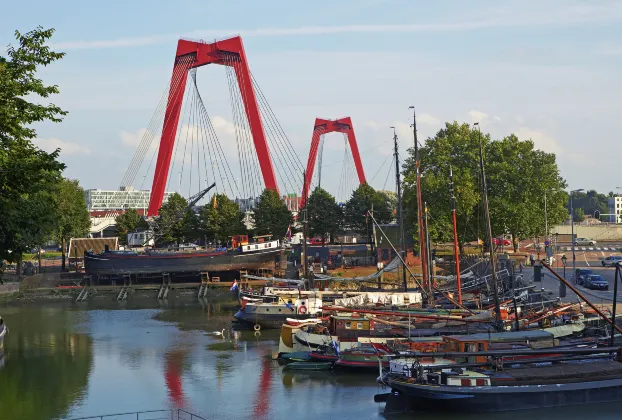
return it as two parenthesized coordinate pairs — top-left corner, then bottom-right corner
(608, 196), (622, 223)
(85, 186), (174, 212)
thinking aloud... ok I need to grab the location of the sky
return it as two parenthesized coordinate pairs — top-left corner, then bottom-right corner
(2, 0), (621, 203)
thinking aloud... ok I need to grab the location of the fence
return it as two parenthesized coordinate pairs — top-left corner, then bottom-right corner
(65, 409), (206, 420)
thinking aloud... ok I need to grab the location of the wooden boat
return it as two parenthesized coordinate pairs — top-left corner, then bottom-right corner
(378, 347), (622, 413)
(283, 361), (333, 371)
(280, 351), (312, 362)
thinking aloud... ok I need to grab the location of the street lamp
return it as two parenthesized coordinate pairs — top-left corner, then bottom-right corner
(570, 188), (584, 280)
(561, 254), (567, 279)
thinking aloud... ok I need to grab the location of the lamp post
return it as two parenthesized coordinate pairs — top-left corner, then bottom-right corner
(561, 254), (567, 279)
(570, 188), (584, 280)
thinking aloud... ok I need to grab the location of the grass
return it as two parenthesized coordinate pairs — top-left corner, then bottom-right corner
(22, 252), (63, 260)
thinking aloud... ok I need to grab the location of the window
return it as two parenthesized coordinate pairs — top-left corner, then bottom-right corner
(461, 379), (471, 386)
(476, 379), (486, 386)
(255, 245), (259, 249)
(345, 322), (351, 329)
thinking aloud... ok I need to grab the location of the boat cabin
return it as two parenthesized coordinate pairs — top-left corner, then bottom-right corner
(427, 369), (491, 387)
(231, 235), (249, 248)
(442, 336), (489, 364)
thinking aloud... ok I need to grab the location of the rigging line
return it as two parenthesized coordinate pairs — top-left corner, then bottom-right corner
(252, 78), (304, 184)
(166, 72), (195, 194)
(307, 128), (324, 192)
(110, 58), (191, 210)
(250, 73), (304, 169)
(232, 60), (267, 196)
(179, 77), (197, 197)
(197, 97), (238, 198)
(188, 71), (201, 197)
(337, 142), (349, 203)
(369, 152), (392, 184)
(225, 58), (250, 198)
(139, 56), (195, 197)
(191, 75), (240, 198)
(320, 139), (392, 169)
(316, 134), (325, 188)
(382, 153), (395, 191)
(188, 78), (198, 199)
(191, 78), (214, 195)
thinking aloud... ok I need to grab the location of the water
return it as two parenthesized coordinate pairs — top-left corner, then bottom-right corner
(1, 298), (621, 420)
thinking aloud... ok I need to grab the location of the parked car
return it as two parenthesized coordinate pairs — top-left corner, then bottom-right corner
(602, 256), (622, 267)
(584, 274), (609, 291)
(492, 238), (511, 246)
(574, 238), (596, 246)
(576, 268), (593, 286)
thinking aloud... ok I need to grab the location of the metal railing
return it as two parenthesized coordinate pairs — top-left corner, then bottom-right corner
(65, 409), (206, 420)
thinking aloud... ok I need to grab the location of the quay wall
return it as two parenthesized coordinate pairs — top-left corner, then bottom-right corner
(551, 225), (622, 241)
(0, 283), (19, 295)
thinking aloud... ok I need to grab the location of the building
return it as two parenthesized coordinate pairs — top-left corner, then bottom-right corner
(85, 186), (174, 212)
(608, 196), (622, 223)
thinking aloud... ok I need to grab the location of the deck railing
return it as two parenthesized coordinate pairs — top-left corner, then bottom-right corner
(65, 409), (206, 420)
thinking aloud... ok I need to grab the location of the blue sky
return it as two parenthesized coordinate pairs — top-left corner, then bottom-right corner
(2, 0), (621, 201)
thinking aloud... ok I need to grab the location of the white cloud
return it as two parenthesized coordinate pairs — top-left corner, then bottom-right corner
(120, 128), (148, 147)
(514, 127), (562, 155)
(418, 113), (440, 126)
(493, 116), (502, 122)
(468, 110), (489, 123)
(35, 137), (91, 155)
(52, 3), (622, 50)
(593, 44), (622, 56)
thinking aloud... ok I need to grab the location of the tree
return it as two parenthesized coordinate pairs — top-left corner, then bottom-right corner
(252, 189), (293, 239)
(155, 193), (198, 246)
(56, 179), (91, 270)
(343, 183), (392, 243)
(304, 187), (343, 242)
(574, 208), (585, 223)
(115, 208), (149, 245)
(0, 27), (67, 276)
(402, 122), (483, 250)
(199, 194), (246, 244)
(486, 134), (567, 249)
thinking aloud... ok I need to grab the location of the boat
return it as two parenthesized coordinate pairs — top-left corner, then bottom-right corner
(234, 296), (322, 329)
(280, 351), (313, 362)
(378, 348), (622, 413)
(283, 361), (333, 371)
(0, 316), (7, 359)
(84, 239), (282, 276)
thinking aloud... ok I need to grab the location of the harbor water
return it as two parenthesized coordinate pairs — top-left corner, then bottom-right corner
(1, 298), (622, 420)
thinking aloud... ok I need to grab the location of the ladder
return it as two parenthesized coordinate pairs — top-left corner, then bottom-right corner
(198, 282), (207, 298)
(157, 272), (170, 300)
(76, 286), (89, 302)
(117, 286), (128, 301)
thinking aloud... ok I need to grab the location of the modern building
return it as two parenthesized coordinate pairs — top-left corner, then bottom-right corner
(608, 196), (622, 223)
(85, 186), (174, 212)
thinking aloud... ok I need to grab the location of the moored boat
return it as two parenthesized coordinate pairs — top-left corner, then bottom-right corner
(0, 316), (7, 359)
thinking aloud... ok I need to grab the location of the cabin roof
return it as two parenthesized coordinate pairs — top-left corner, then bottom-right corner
(448, 330), (554, 342)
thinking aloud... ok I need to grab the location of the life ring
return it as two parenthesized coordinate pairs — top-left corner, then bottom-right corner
(254, 324), (261, 331)
(254, 330), (261, 337)
(298, 305), (308, 315)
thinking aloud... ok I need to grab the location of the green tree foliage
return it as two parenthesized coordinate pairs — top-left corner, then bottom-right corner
(402, 122), (567, 251)
(574, 207), (585, 223)
(199, 194), (246, 243)
(343, 183), (392, 242)
(403, 123), (483, 249)
(0, 27), (67, 273)
(115, 208), (149, 245)
(252, 189), (293, 238)
(155, 193), (198, 246)
(304, 187), (343, 241)
(570, 190), (609, 220)
(56, 179), (91, 270)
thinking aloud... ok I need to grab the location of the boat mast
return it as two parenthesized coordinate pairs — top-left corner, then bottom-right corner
(409, 106), (431, 305)
(475, 122), (502, 329)
(391, 126), (408, 292)
(302, 169), (309, 286)
(449, 166), (462, 304)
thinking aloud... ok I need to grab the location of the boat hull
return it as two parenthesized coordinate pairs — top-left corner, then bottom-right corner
(384, 376), (622, 413)
(233, 310), (317, 329)
(0, 323), (6, 359)
(85, 248), (280, 276)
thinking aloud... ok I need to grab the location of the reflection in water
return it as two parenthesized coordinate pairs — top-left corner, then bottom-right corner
(0, 307), (92, 420)
(164, 350), (186, 408)
(252, 352), (274, 419)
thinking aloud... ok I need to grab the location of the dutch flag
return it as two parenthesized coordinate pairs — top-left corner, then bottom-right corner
(286, 225), (292, 241)
(230, 280), (238, 291)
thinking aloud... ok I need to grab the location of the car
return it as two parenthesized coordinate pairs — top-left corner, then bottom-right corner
(602, 256), (622, 267)
(575, 268), (593, 286)
(492, 238), (511, 246)
(574, 238), (596, 246)
(584, 274), (609, 291)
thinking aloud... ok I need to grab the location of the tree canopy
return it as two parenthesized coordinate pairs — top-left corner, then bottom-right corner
(115, 208), (149, 244)
(252, 189), (293, 239)
(304, 187), (343, 241)
(343, 183), (392, 242)
(199, 194), (246, 243)
(155, 193), (198, 246)
(402, 122), (567, 251)
(55, 179), (91, 270)
(0, 27), (69, 271)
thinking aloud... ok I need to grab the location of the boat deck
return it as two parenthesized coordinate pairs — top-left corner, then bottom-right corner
(493, 360), (622, 384)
